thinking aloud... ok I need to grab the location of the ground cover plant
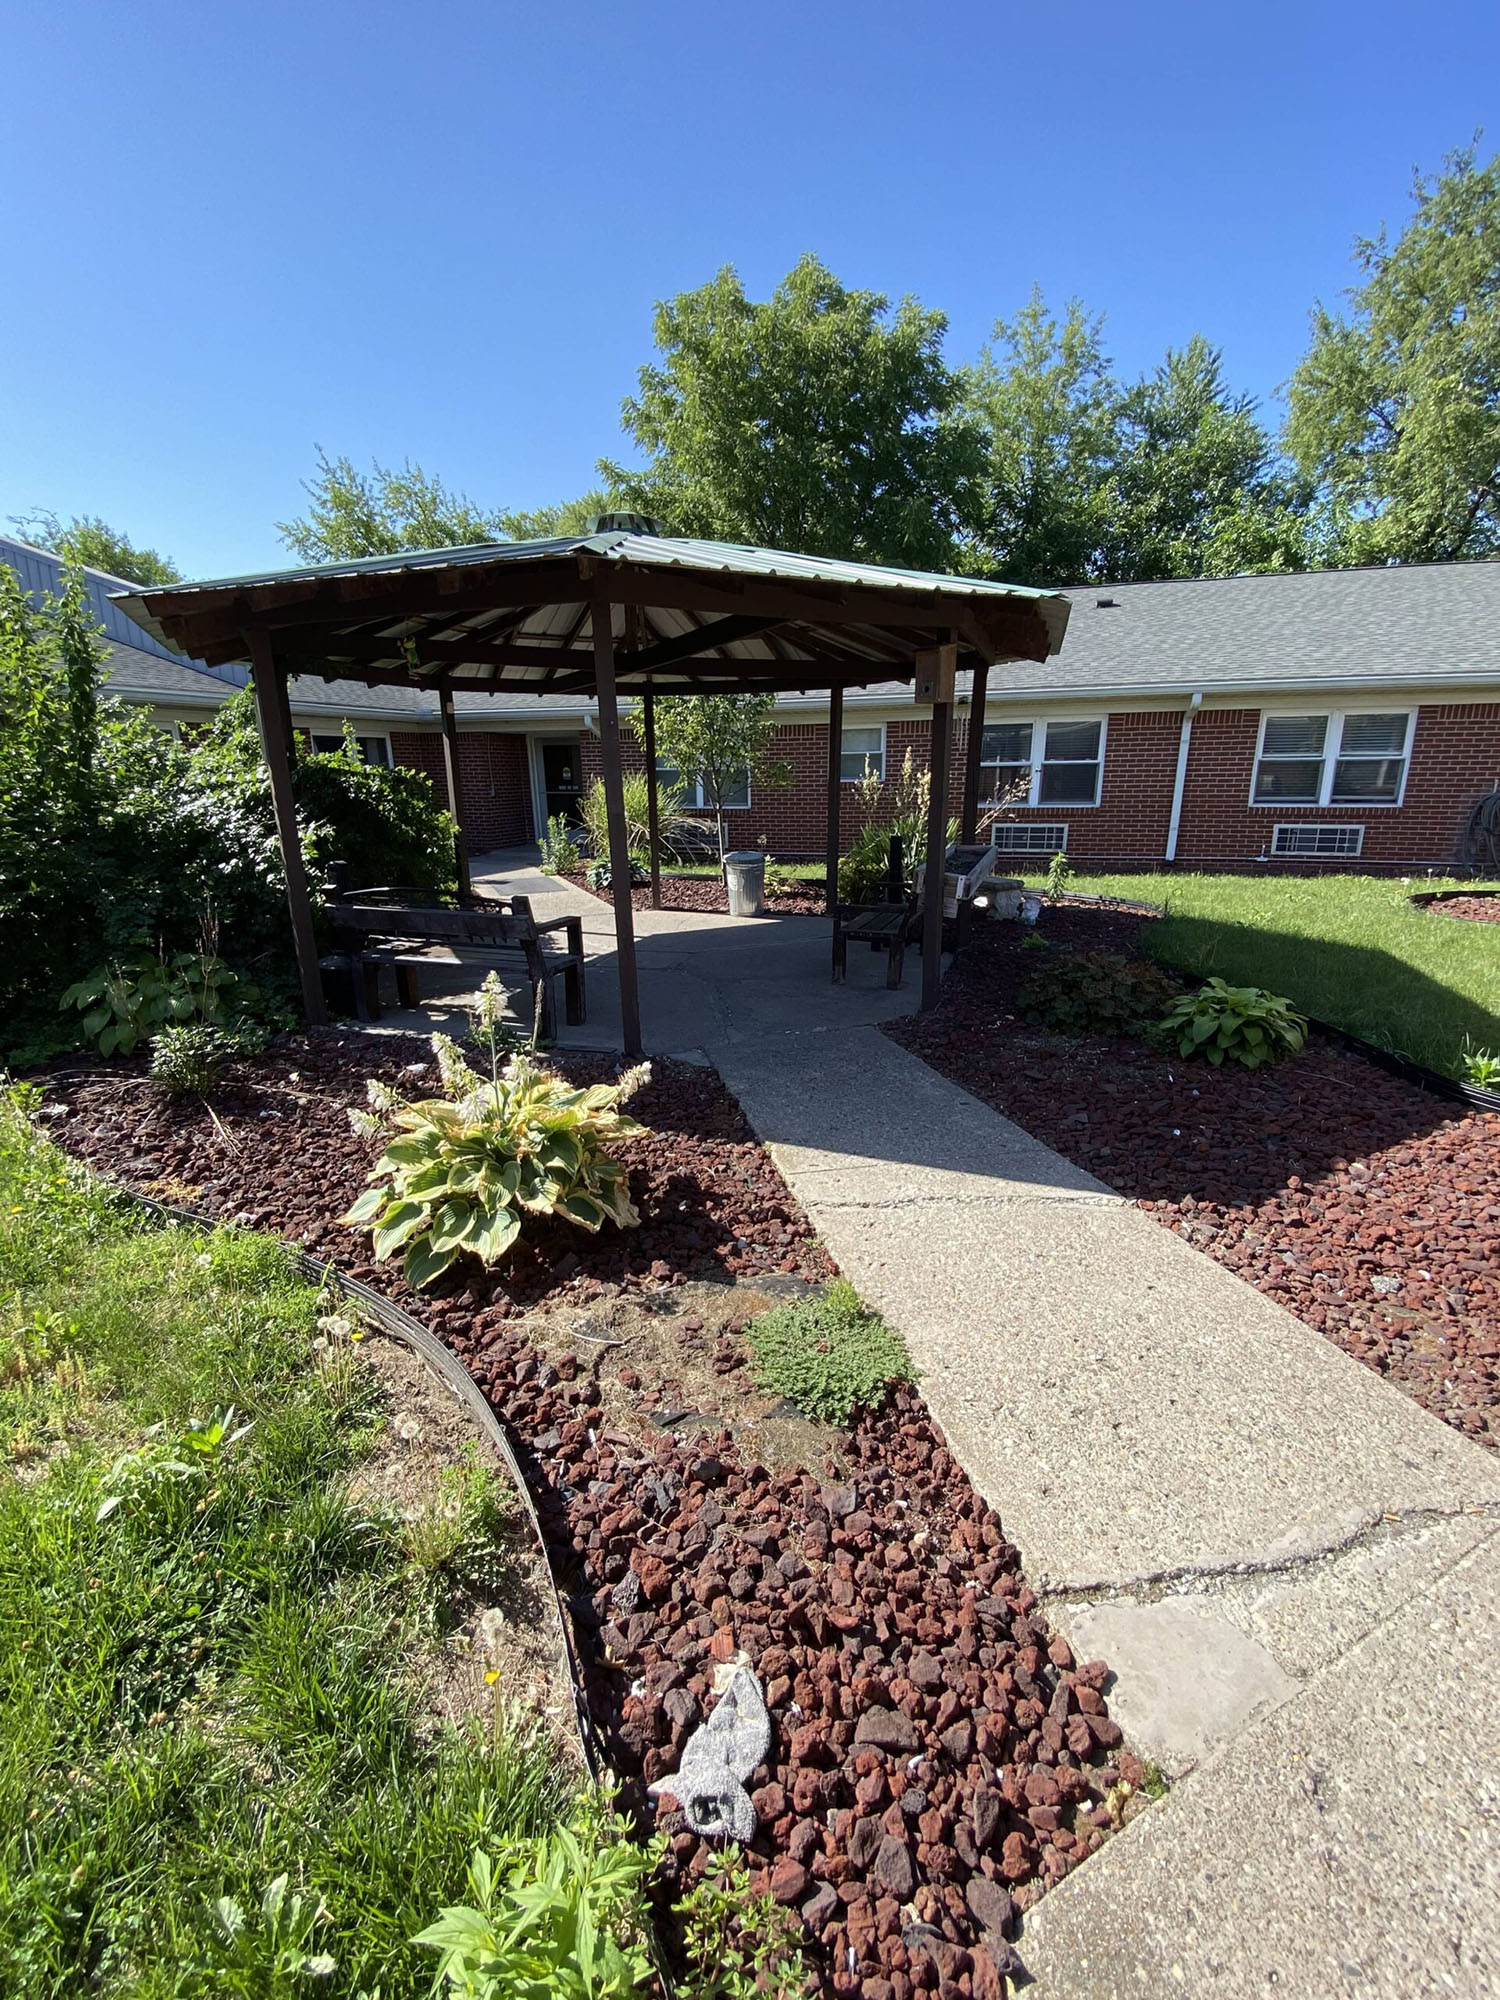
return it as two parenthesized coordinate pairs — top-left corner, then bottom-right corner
(1158, 979), (1308, 1069)
(746, 1278), (915, 1425)
(1017, 871), (1499, 1079)
(888, 901), (1500, 1446)
(0, 1087), (573, 1998)
(43, 1032), (1134, 1996)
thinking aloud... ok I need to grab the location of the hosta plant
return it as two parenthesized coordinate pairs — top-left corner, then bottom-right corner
(343, 1033), (649, 1289)
(1158, 978), (1308, 1069)
(60, 950), (240, 1056)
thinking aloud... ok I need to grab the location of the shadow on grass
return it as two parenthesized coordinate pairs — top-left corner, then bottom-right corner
(1145, 913), (1500, 1075)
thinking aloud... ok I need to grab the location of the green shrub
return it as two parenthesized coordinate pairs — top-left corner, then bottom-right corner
(579, 772), (693, 863)
(836, 749), (956, 904)
(414, 1795), (661, 1998)
(1017, 949), (1180, 1037)
(0, 565), (455, 1058)
(295, 717), (457, 895)
(586, 856), (649, 893)
(1158, 978), (1308, 1069)
(539, 814), (583, 874)
(746, 1278), (913, 1426)
(61, 950), (241, 1056)
(343, 1038), (650, 1289)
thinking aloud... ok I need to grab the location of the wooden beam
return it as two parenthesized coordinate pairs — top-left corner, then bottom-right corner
(248, 632), (326, 1027)
(437, 683), (472, 900)
(592, 591), (643, 1057)
(825, 684), (843, 917)
(960, 662), (988, 844)
(629, 614), (786, 672)
(920, 631), (956, 1015)
(641, 690), (662, 910)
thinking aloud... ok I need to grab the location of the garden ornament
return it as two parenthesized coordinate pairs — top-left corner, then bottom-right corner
(651, 1665), (770, 1840)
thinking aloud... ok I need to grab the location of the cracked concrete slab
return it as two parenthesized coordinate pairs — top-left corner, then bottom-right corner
(1022, 1524), (1500, 1999)
(719, 1030), (1500, 1595)
(1060, 1598), (1304, 1771)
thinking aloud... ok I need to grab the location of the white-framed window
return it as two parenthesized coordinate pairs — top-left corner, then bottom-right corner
(311, 730), (393, 767)
(839, 723), (886, 783)
(656, 759), (750, 810)
(1251, 711), (1412, 807)
(980, 718), (1105, 807)
(1272, 823), (1366, 857)
(992, 823), (1069, 853)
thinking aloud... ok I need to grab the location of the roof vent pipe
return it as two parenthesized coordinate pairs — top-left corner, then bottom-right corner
(588, 512), (666, 536)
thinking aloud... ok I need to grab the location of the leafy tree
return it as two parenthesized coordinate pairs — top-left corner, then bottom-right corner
(276, 448), (508, 561)
(1103, 336), (1315, 579)
(963, 291), (1118, 585)
(965, 297), (1309, 583)
(602, 255), (986, 568)
(10, 509), (182, 584)
(1286, 145), (1500, 563)
(636, 694), (790, 860)
(496, 490), (614, 540)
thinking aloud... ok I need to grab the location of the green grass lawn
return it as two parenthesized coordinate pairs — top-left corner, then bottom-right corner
(1020, 871), (1500, 1078)
(0, 1087), (571, 1998)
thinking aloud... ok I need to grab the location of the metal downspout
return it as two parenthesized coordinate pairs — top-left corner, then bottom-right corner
(1164, 691), (1203, 863)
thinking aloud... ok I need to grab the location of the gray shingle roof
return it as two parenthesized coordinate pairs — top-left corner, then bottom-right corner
(979, 562), (1500, 701)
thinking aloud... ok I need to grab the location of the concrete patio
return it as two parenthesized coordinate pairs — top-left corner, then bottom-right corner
(375, 852), (1500, 1997)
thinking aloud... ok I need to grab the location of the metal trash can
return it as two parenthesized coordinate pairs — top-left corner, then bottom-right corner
(724, 850), (766, 917)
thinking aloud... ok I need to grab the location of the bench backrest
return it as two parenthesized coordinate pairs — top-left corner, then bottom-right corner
(326, 900), (539, 947)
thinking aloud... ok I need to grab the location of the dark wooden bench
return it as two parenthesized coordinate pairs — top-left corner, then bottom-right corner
(831, 834), (921, 989)
(324, 891), (586, 1040)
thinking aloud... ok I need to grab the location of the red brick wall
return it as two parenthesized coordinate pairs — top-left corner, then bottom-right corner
(1171, 703), (1500, 871)
(391, 731), (534, 853)
(398, 701), (1500, 872)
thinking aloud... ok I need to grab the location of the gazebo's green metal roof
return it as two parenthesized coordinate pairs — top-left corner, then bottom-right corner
(116, 530), (1070, 694)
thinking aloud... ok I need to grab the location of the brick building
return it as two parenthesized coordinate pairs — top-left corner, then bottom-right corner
(12, 534), (1500, 875)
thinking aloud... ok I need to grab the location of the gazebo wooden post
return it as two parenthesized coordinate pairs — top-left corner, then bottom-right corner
(592, 590), (644, 1057)
(960, 662), (989, 845)
(641, 690), (662, 910)
(436, 681), (473, 900)
(825, 684), (843, 916)
(920, 634), (957, 1014)
(248, 630), (327, 1027)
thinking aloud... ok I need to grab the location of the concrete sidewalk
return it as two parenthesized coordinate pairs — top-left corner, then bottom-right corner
(418, 853), (1500, 1992)
(711, 1025), (1500, 2000)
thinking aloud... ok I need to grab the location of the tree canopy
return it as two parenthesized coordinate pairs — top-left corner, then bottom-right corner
(11, 511), (182, 585)
(962, 294), (1312, 585)
(1286, 146), (1500, 564)
(601, 256), (986, 571)
(637, 693), (789, 858)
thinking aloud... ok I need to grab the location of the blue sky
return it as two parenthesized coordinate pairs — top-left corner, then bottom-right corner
(3, 0), (1497, 579)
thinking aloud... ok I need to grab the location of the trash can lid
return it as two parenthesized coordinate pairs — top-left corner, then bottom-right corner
(724, 851), (765, 864)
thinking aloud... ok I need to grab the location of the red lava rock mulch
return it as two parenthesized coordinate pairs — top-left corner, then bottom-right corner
(43, 1033), (825, 1310)
(1424, 894), (1500, 924)
(886, 906), (1500, 1448)
(564, 870), (827, 917)
(40, 1033), (1135, 1998)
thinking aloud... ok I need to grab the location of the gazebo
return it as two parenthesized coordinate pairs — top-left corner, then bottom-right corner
(117, 529), (1070, 1055)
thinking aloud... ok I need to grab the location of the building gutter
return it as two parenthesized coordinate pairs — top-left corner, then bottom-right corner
(1164, 691), (1203, 864)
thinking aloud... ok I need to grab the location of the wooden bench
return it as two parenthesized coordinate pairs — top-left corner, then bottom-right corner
(831, 834), (921, 989)
(324, 892), (586, 1040)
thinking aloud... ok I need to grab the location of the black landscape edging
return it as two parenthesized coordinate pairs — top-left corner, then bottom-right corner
(1409, 887), (1500, 909)
(123, 1187), (608, 1780)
